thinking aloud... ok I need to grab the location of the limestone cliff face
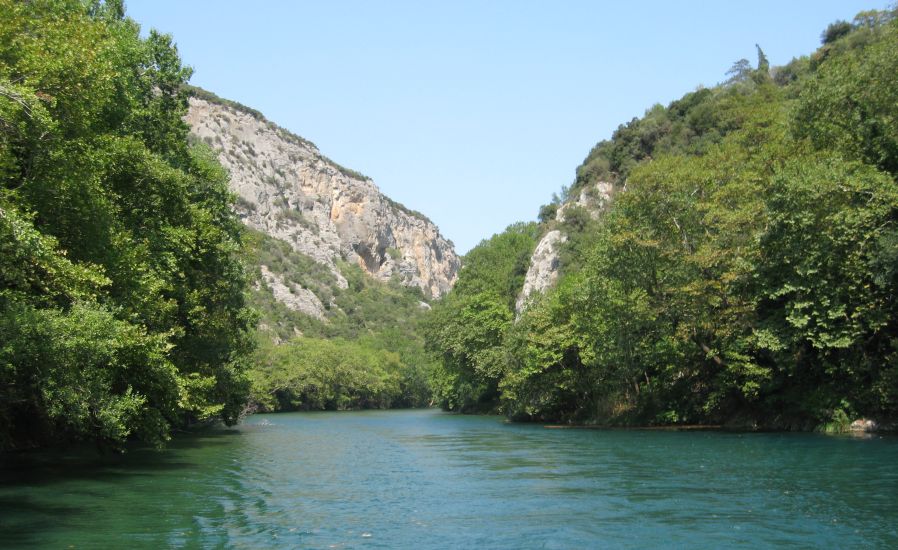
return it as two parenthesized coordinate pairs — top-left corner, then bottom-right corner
(556, 181), (614, 223)
(186, 97), (459, 299)
(515, 182), (615, 315)
(514, 229), (566, 314)
(257, 265), (326, 321)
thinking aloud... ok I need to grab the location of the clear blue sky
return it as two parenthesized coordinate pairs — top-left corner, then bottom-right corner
(127, 0), (883, 254)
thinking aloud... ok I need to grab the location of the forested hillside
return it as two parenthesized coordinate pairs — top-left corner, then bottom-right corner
(244, 228), (437, 411)
(0, 0), (460, 452)
(3, 0), (895, 454)
(0, 0), (254, 450)
(183, 89), (457, 414)
(427, 9), (898, 431)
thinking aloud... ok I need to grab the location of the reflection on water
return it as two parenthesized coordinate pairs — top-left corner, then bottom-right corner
(1, 409), (897, 548)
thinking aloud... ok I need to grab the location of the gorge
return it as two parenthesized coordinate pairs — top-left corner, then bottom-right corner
(2, 1), (898, 547)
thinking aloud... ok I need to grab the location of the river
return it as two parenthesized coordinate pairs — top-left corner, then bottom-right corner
(1, 409), (897, 548)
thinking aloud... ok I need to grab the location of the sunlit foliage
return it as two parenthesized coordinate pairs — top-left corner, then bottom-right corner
(0, 0), (254, 450)
(430, 9), (898, 430)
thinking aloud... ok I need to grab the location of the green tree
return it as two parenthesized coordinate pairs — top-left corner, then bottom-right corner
(424, 223), (539, 411)
(821, 21), (852, 44)
(795, 16), (898, 174)
(0, 0), (254, 449)
(754, 156), (898, 422)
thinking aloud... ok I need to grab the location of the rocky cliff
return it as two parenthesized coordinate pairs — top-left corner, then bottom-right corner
(515, 181), (615, 314)
(514, 229), (567, 314)
(186, 96), (459, 300)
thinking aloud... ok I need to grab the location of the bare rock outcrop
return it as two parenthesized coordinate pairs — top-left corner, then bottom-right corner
(515, 182), (615, 315)
(556, 181), (615, 222)
(258, 265), (327, 321)
(514, 230), (567, 314)
(186, 97), (459, 300)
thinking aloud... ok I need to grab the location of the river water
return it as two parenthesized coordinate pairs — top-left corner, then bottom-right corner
(1, 409), (897, 548)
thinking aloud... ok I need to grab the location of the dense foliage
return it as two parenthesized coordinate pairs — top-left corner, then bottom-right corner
(425, 222), (540, 411)
(250, 337), (419, 412)
(0, 0), (254, 449)
(427, 9), (898, 430)
(245, 229), (435, 411)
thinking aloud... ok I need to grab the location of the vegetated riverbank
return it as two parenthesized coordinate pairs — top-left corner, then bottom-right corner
(0, 1), (256, 453)
(539, 420), (891, 435)
(0, 1), (444, 453)
(524, 412), (893, 435)
(424, 9), (898, 432)
(433, 381), (895, 435)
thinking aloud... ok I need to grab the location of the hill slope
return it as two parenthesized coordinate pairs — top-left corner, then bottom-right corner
(184, 91), (458, 411)
(426, 8), (898, 431)
(186, 93), (459, 303)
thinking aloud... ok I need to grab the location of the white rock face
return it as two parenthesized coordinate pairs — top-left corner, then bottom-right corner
(514, 230), (567, 314)
(258, 265), (326, 321)
(556, 181), (614, 222)
(850, 418), (878, 432)
(186, 97), (459, 300)
(515, 181), (615, 315)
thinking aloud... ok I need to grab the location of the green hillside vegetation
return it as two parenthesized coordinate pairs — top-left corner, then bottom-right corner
(0, 1), (439, 452)
(0, 0), (254, 450)
(426, 9), (898, 431)
(424, 222), (540, 412)
(245, 229), (435, 411)
(4, 0), (895, 453)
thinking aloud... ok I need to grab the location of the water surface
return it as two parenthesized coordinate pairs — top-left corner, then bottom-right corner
(2, 409), (897, 548)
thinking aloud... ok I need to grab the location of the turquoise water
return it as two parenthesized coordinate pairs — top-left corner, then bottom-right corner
(1, 409), (897, 548)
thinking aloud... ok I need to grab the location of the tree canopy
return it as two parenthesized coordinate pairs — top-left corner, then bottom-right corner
(0, 0), (254, 450)
(429, 8), (898, 431)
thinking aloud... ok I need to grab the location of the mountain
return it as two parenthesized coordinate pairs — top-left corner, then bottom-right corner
(184, 90), (459, 411)
(426, 8), (898, 431)
(185, 92), (459, 309)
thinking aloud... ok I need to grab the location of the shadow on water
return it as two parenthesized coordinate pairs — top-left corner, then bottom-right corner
(0, 495), (88, 546)
(3, 428), (244, 480)
(0, 427), (247, 547)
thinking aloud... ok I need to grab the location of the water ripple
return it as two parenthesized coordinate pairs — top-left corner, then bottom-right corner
(2, 410), (897, 548)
